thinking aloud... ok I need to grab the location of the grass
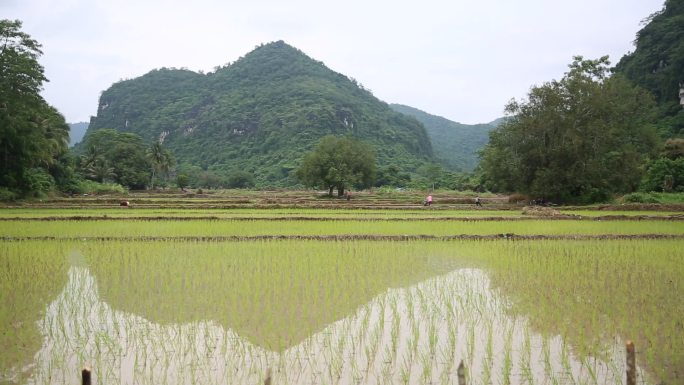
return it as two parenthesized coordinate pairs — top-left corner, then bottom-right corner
(0, 218), (682, 238)
(0, 242), (69, 381)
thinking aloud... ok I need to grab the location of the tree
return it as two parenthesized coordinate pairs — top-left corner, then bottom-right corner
(146, 141), (174, 189)
(0, 19), (69, 194)
(176, 174), (189, 190)
(78, 129), (150, 189)
(614, 0), (684, 137)
(226, 171), (255, 189)
(296, 135), (375, 196)
(640, 157), (684, 192)
(480, 56), (659, 203)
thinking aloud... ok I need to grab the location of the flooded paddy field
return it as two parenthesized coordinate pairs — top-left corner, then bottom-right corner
(1, 193), (682, 384)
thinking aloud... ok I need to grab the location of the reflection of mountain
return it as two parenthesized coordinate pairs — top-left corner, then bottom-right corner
(84, 241), (463, 352)
(28, 266), (643, 385)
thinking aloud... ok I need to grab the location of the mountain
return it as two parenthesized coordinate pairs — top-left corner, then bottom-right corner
(86, 41), (434, 187)
(68, 122), (88, 147)
(614, 0), (684, 137)
(390, 104), (495, 171)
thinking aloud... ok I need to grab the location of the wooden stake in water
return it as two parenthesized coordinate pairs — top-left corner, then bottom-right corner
(82, 367), (91, 385)
(264, 368), (272, 385)
(626, 340), (636, 385)
(457, 360), (466, 385)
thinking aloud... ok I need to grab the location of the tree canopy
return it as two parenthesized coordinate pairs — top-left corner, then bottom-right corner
(296, 135), (376, 196)
(480, 56), (659, 203)
(615, 0), (684, 138)
(0, 19), (69, 195)
(78, 129), (151, 189)
(147, 141), (174, 189)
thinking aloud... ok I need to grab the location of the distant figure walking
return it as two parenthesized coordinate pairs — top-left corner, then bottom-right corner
(425, 194), (433, 206)
(475, 196), (483, 207)
(345, 190), (352, 201)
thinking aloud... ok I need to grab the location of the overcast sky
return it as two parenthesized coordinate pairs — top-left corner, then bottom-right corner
(2, 0), (665, 125)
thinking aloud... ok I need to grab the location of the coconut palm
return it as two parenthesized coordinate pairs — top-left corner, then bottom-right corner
(146, 142), (174, 189)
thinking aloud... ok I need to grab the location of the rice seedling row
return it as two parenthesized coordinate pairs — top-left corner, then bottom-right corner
(1, 219), (682, 238)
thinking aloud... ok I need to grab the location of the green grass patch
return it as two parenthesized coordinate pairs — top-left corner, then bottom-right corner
(1, 219), (682, 238)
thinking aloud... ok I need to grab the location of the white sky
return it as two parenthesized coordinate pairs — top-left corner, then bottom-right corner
(2, 0), (665, 125)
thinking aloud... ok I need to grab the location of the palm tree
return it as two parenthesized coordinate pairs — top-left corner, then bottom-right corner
(146, 142), (174, 189)
(86, 157), (115, 183)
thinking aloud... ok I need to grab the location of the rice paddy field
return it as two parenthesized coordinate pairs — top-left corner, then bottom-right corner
(1, 190), (683, 385)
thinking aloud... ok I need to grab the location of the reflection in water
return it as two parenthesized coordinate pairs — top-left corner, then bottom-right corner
(28, 267), (650, 385)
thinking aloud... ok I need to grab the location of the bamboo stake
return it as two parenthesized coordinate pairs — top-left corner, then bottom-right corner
(457, 360), (466, 385)
(81, 367), (91, 385)
(626, 340), (636, 385)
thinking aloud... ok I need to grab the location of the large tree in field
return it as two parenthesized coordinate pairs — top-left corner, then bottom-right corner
(297, 135), (376, 196)
(0, 19), (69, 194)
(480, 56), (659, 203)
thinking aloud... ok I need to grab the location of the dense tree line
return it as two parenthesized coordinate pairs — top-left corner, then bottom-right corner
(480, 57), (660, 203)
(0, 20), (70, 199)
(615, 0), (684, 138)
(477, 0), (684, 202)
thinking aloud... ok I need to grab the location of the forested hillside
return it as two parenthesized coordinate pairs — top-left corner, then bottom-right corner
(615, 0), (684, 138)
(390, 104), (495, 171)
(87, 41), (434, 187)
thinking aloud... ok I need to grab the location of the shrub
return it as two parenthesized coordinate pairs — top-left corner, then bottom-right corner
(226, 172), (255, 189)
(0, 187), (18, 202)
(622, 192), (660, 204)
(24, 168), (55, 197)
(75, 180), (127, 195)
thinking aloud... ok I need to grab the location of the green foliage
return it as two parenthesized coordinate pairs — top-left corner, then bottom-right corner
(480, 56), (659, 203)
(146, 142), (174, 189)
(0, 187), (17, 201)
(176, 174), (189, 190)
(87, 41), (434, 187)
(615, 0), (684, 138)
(78, 129), (150, 189)
(74, 179), (127, 195)
(226, 171), (255, 189)
(23, 168), (55, 197)
(0, 20), (69, 196)
(390, 104), (495, 171)
(197, 170), (225, 189)
(664, 138), (684, 159)
(622, 192), (661, 203)
(640, 157), (684, 192)
(374, 165), (411, 187)
(296, 135), (376, 196)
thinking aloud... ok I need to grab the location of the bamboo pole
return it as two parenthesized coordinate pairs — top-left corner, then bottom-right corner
(264, 368), (272, 385)
(626, 340), (636, 385)
(457, 360), (466, 385)
(81, 367), (91, 385)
